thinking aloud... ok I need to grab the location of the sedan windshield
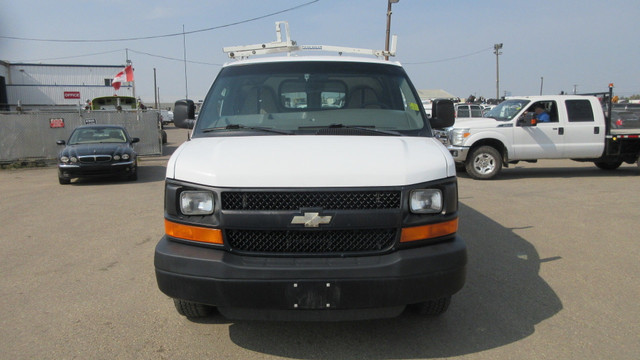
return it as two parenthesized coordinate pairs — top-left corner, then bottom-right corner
(69, 128), (127, 144)
(484, 99), (530, 121)
(192, 61), (430, 137)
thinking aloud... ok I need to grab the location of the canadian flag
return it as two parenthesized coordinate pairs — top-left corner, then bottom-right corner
(112, 65), (134, 90)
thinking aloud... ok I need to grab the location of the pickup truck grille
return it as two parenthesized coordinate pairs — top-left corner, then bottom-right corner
(221, 191), (401, 211)
(226, 228), (397, 254)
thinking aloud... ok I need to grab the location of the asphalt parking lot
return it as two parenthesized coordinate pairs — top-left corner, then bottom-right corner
(1, 126), (638, 359)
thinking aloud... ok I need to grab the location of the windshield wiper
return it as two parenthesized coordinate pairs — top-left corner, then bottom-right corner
(202, 124), (293, 135)
(302, 123), (402, 136)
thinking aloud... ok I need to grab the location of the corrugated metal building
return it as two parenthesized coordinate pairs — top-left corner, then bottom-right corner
(0, 62), (134, 110)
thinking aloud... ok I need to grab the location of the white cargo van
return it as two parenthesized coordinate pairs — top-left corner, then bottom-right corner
(154, 23), (466, 321)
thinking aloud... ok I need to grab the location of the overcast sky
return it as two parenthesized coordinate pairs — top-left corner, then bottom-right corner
(1, 0), (639, 103)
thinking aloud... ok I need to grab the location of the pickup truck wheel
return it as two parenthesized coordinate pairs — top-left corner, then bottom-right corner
(173, 299), (215, 318)
(594, 161), (622, 170)
(466, 146), (502, 180)
(407, 296), (451, 316)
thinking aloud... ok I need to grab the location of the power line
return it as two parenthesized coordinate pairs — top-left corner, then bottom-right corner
(128, 49), (222, 66)
(403, 47), (493, 65)
(12, 49), (126, 63)
(0, 0), (319, 43)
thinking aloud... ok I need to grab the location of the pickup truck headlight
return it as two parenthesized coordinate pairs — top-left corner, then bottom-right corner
(450, 128), (471, 146)
(180, 191), (214, 215)
(409, 189), (443, 214)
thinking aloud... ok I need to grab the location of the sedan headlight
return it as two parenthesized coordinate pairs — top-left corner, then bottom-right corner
(121, 153), (130, 160)
(180, 191), (214, 215)
(113, 155), (121, 161)
(60, 156), (69, 163)
(410, 189), (443, 214)
(450, 128), (471, 146)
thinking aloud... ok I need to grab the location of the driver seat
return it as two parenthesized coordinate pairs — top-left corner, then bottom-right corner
(348, 86), (380, 108)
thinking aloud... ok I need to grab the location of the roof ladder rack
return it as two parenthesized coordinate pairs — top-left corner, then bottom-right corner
(223, 21), (397, 59)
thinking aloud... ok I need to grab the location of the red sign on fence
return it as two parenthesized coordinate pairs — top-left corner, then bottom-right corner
(50, 118), (65, 128)
(64, 91), (81, 99)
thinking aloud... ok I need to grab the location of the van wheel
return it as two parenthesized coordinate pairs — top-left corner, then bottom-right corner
(594, 161), (622, 170)
(173, 299), (215, 318)
(466, 146), (502, 180)
(407, 296), (451, 316)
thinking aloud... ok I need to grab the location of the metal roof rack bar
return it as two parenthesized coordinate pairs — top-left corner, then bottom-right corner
(223, 21), (396, 59)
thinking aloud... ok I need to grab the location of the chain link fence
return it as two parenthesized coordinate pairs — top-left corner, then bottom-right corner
(0, 110), (163, 164)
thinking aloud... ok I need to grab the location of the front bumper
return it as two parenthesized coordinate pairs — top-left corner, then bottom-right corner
(446, 145), (470, 162)
(58, 160), (136, 179)
(154, 234), (466, 318)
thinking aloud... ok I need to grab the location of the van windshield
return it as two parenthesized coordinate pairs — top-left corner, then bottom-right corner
(192, 61), (430, 137)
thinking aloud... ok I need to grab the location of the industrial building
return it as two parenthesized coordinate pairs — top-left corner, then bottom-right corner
(0, 61), (133, 111)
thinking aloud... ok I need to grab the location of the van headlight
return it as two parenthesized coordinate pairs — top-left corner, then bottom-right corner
(180, 191), (214, 215)
(409, 189), (443, 214)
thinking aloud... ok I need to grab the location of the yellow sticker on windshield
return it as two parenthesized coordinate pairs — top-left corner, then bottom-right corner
(409, 103), (420, 111)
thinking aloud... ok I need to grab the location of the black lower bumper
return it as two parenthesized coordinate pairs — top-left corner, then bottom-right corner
(154, 235), (466, 315)
(58, 161), (136, 179)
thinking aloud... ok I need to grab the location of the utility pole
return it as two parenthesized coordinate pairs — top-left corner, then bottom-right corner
(183, 25), (189, 99)
(494, 43), (503, 100)
(153, 68), (158, 109)
(385, 0), (399, 61)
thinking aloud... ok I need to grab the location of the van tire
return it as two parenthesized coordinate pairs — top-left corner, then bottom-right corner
(173, 299), (215, 318)
(466, 146), (502, 180)
(407, 296), (451, 316)
(594, 161), (622, 170)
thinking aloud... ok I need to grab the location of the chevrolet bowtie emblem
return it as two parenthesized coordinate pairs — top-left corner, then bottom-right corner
(291, 212), (332, 228)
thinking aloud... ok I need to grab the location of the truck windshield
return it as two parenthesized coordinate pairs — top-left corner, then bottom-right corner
(484, 99), (531, 121)
(192, 61), (430, 137)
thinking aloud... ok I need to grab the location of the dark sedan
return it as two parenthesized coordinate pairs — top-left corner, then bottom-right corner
(56, 125), (139, 184)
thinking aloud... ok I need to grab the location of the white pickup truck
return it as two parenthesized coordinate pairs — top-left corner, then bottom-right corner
(440, 86), (640, 179)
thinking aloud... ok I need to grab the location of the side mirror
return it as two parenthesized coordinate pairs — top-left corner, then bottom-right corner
(56, 140), (66, 145)
(517, 113), (537, 127)
(131, 137), (140, 143)
(429, 99), (455, 129)
(173, 99), (196, 129)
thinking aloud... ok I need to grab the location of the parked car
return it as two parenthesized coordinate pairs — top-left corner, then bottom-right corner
(455, 103), (484, 118)
(56, 125), (139, 184)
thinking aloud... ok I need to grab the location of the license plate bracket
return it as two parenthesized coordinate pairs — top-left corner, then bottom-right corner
(285, 281), (341, 309)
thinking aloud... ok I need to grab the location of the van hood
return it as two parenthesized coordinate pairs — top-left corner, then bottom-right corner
(167, 136), (454, 187)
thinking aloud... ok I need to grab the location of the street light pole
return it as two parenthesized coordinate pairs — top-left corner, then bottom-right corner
(494, 43), (503, 100)
(385, 0), (399, 61)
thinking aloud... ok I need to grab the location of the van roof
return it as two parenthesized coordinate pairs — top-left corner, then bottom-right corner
(223, 55), (403, 68)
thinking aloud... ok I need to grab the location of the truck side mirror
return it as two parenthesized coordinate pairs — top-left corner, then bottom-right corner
(517, 113), (537, 127)
(173, 99), (196, 129)
(429, 99), (455, 129)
